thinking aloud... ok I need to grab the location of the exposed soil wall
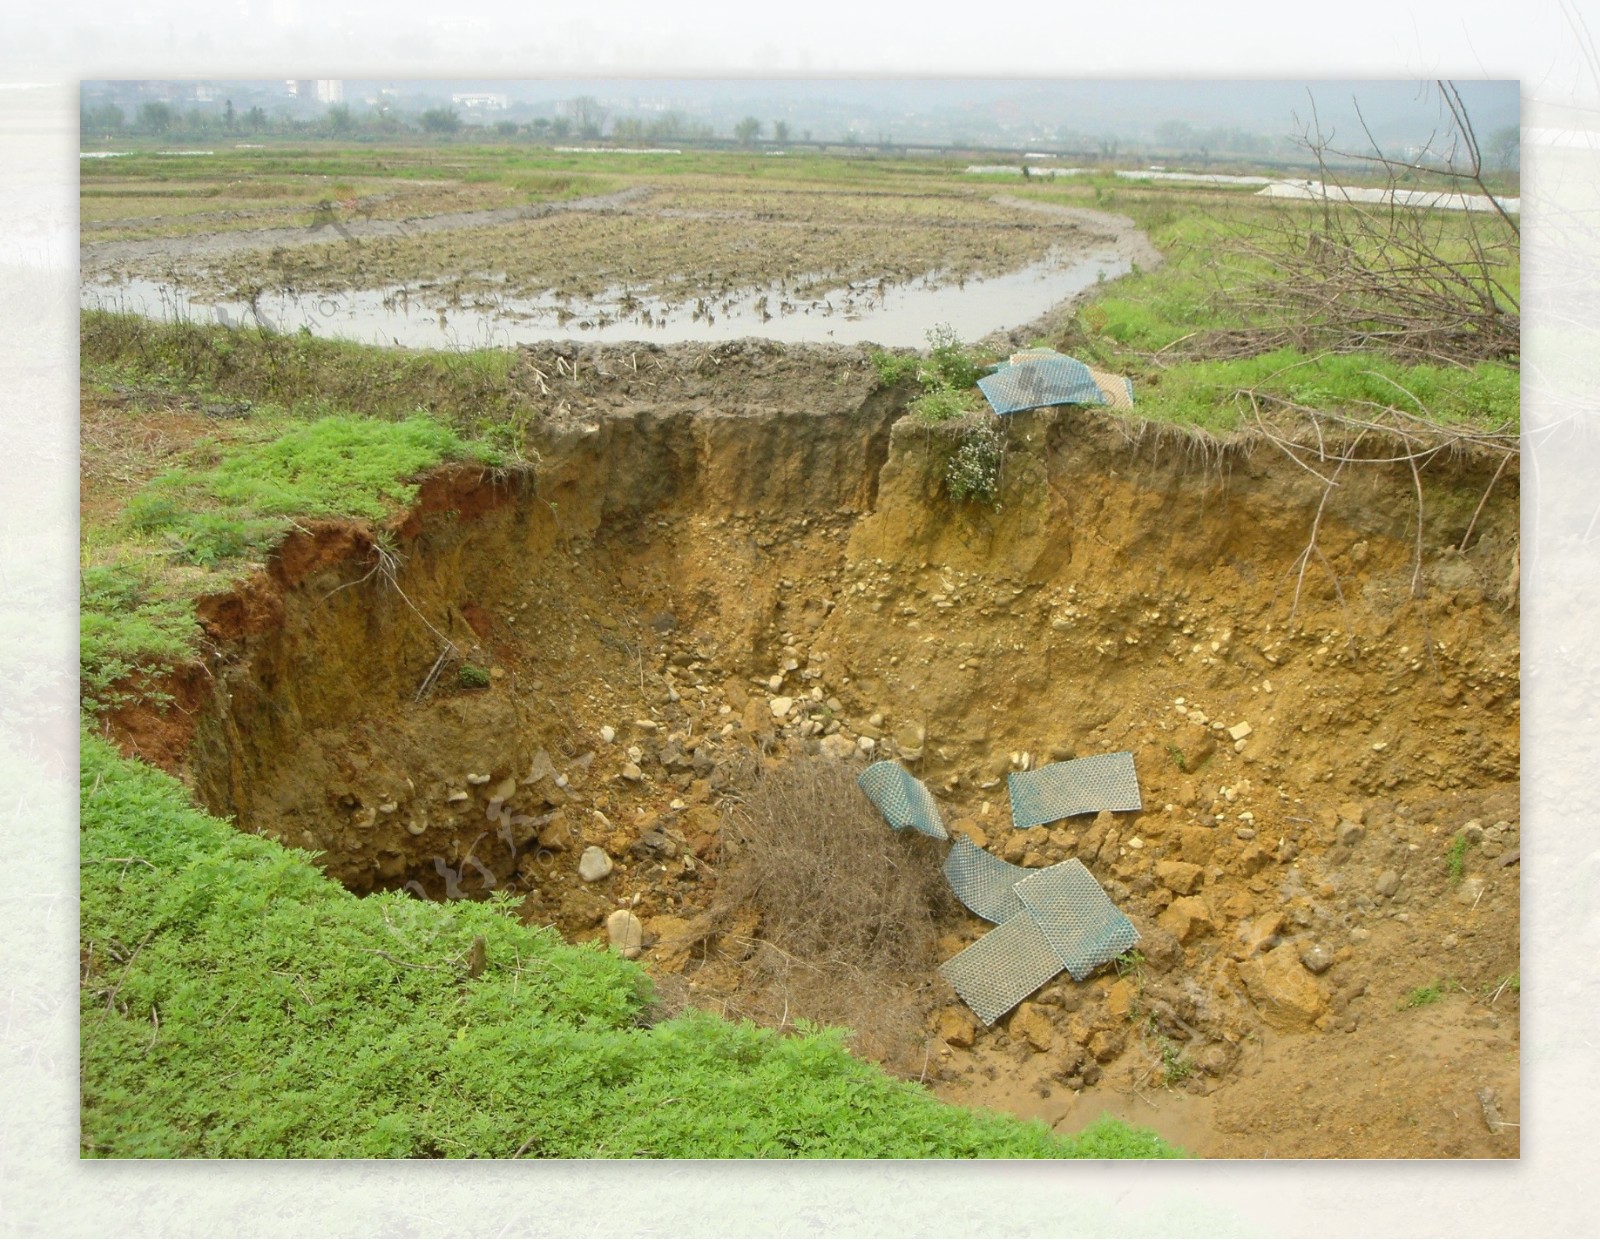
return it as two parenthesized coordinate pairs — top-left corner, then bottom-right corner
(162, 341), (1519, 1157)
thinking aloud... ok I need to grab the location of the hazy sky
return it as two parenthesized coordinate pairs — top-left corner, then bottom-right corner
(8, 0), (1593, 98)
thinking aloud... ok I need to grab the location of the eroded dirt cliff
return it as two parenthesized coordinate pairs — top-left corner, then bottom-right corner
(136, 341), (1518, 1157)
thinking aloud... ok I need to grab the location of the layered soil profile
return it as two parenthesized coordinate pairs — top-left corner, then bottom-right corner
(120, 340), (1520, 1158)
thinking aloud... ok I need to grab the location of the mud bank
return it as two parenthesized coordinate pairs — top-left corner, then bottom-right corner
(133, 341), (1520, 1158)
(78, 185), (654, 271)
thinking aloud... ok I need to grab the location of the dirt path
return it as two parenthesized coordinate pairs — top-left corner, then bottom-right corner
(992, 195), (1166, 272)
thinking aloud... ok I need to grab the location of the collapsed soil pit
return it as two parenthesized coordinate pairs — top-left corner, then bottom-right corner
(154, 341), (1520, 1158)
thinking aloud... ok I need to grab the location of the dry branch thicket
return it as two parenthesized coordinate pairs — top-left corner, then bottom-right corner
(710, 757), (955, 1067)
(1205, 82), (1520, 367)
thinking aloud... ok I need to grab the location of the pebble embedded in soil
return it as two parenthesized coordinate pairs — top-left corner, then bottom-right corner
(579, 846), (614, 882)
(605, 909), (644, 958)
(819, 733), (857, 761)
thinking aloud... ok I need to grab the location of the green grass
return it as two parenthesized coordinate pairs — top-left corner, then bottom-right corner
(81, 313), (540, 451)
(1124, 349), (1519, 434)
(79, 562), (202, 712)
(124, 413), (487, 567)
(79, 394), (497, 711)
(80, 733), (1183, 1159)
(1401, 980), (1454, 1009)
(1446, 834), (1472, 885)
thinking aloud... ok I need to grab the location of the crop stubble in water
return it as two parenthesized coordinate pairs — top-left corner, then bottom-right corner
(82, 248), (1129, 350)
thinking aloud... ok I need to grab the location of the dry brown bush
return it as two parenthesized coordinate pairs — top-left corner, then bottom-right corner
(1210, 81), (1520, 367)
(708, 755), (956, 1070)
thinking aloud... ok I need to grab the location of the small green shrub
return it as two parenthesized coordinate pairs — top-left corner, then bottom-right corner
(945, 420), (1005, 507)
(1445, 834), (1471, 885)
(1160, 1042), (1195, 1086)
(457, 663), (491, 689)
(921, 323), (985, 391)
(870, 349), (920, 387)
(910, 387), (977, 423)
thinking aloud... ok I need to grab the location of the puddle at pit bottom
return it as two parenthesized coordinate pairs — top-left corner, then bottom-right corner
(81, 249), (1130, 351)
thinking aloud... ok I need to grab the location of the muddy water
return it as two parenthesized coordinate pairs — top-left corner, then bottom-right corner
(80, 246), (1129, 350)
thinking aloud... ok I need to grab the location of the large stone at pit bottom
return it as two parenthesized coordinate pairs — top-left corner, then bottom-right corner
(1239, 947), (1328, 1032)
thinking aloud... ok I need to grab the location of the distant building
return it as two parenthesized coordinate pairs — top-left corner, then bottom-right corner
(452, 93), (509, 111)
(284, 80), (342, 104)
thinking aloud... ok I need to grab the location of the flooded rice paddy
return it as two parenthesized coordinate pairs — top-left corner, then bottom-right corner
(82, 245), (1131, 349)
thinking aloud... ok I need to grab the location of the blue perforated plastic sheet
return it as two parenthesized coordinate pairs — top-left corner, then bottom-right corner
(1014, 860), (1140, 982)
(943, 836), (1029, 924)
(978, 354), (1106, 415)
(937, 910), (1068, 1026)
(851, 751), (1143, 1023)
(856, 761), (947, 840)
(977, 350), (1135, 415)
(1007, 753), (1142, 827)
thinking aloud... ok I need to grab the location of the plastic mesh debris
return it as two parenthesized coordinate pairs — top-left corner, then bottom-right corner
(937, 910), (1068, 1026)
(978, 353), (1107, 415)
(1086, 367), (1135, 410)
(851, 753), (1142, 1023)
(856, 760), (947, 840)
(943, 835), (1029, 924)
(976, 349), (1132, 416)
(1007, 752), (1142, 827)
(1013, 860), (1140, 982)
